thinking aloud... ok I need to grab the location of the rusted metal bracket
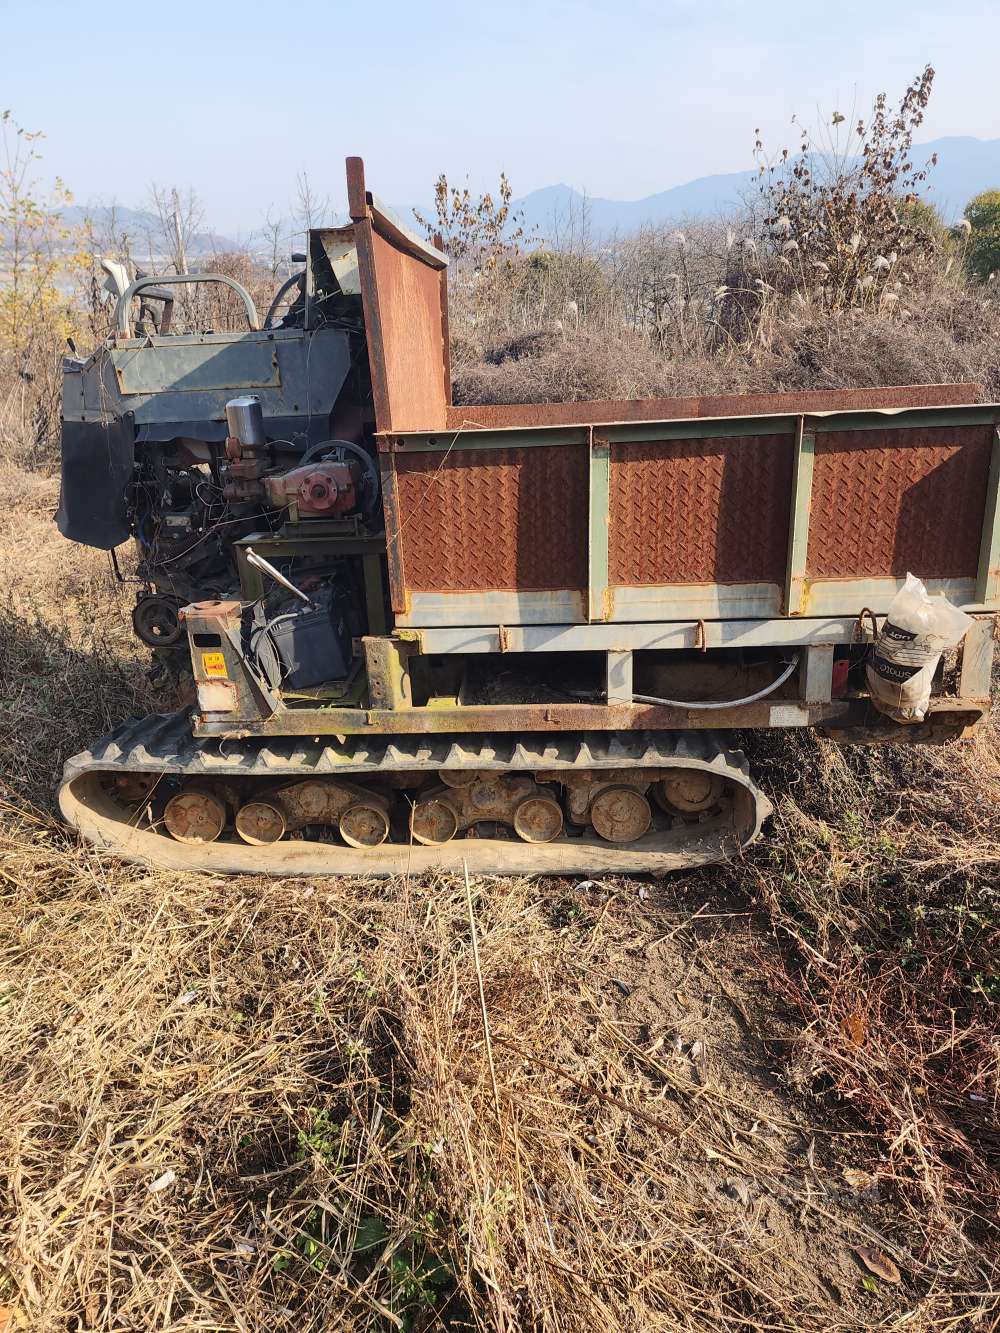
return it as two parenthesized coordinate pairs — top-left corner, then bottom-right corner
(181, 600), (276, 724)
(606, 649), (633, 704)
(363, 635), (414, 710)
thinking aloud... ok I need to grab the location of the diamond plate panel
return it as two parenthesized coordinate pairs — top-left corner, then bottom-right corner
(808, 425), (992, 578)
(608, 435), (793, 585)
(395, 445), (588, 591)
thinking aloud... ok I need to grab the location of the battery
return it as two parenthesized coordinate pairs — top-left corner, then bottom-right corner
(266, 598), (351, 689)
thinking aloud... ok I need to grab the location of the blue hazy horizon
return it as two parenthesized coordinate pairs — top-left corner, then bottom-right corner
(6, 0), (1000, 234)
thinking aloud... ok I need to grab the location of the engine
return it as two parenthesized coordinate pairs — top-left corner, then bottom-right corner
(126, 393), (380, 691)
(57, 227), (381, 671)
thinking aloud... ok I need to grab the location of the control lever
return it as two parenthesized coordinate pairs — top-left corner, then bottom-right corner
(244, 547), (317, 609)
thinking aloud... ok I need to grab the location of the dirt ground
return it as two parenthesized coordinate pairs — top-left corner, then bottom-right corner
(1, 468), (997, 1331)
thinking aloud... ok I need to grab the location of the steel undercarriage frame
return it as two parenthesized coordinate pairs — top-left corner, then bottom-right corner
(182, 593), (993, 744)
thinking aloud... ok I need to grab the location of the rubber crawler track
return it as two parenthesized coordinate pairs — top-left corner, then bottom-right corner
(59, 712), (773, 876)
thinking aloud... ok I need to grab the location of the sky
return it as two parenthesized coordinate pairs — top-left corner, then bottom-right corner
(6, 0), (1000, 236)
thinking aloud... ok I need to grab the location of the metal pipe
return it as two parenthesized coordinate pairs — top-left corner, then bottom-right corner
(114, 272), (260, 336)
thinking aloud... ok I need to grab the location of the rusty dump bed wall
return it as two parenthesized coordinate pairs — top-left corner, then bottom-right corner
(348, 158), (451, 434)
(393, 445), (589, 592)
(380, 399), (1000, 627)
(340, 161), (997, 628)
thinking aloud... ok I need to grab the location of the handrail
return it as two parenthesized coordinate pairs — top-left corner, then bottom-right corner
(263, 269), (305, 329)
(115, 273), (260, 337)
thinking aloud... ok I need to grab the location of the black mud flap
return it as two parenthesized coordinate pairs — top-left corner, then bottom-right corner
(56, 413), (135, 549)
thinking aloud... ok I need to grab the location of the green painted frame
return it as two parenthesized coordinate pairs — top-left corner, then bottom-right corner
(588, 430), (610, 622)
(784, 416), (815, 616)
(976, 426), (1000, 606)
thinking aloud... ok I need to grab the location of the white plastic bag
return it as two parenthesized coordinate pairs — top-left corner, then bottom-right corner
(866, 573), (973, 723)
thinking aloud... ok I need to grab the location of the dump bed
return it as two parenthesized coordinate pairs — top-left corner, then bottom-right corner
(346, 161), (998, 642)
(380, 398), (1000, 634)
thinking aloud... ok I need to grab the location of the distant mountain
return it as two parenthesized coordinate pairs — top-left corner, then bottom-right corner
(512, 136), (1000, 239)
(58, 136), (1000, 258)
(61, 204), (238, 258)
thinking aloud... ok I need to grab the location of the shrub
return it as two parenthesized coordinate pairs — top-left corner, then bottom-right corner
(0, 112), (87, 467)
(963, 189), (1000, 282)
(735, 65), (940, 329)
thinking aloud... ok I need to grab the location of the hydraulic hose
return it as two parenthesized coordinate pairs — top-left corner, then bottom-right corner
(631, 654), (800, 709)
(568, 654), (801, 710)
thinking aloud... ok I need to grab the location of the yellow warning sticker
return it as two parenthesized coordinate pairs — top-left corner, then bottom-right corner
(201, 651), (228, 678)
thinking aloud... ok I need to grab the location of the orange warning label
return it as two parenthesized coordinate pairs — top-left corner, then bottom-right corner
(201, 651), (228, 678)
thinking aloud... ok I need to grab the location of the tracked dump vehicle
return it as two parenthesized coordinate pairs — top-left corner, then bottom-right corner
(56, 157), (999, 874)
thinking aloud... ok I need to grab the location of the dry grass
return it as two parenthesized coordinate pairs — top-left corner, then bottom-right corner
(736, 727), (1000, 1272)
(452, 286), (1000, 407)
(1, 473), (999, 1330)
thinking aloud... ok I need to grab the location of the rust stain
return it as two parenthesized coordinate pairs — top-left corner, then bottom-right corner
(446, 384), (982, 433)
(367, 228), (449, 433)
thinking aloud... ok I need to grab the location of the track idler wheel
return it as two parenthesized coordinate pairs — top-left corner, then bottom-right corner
(164, 788), (227, 844)
(654, 768), (724, 815)
(588, 785), (652, 843)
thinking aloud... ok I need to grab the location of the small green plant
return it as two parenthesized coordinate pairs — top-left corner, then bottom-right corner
(549, 896), (591, 928)
(388, 1212), (454, 1329)
(281, 1205), (334, 1272)
(296, 1107), (345, 1166)
(272, 1205), (456, 1329)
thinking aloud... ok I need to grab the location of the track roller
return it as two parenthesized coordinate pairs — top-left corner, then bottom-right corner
(163, 788), (227, 844)
(588, 785), (652, 843)
(235, 800), (287, 845)
(339, 803), (390, 848)
(410, 797), (460, 846)
(230, 779), (392, 848)
(512, 796), (563, 843)
(655, 768), (724, 815)
(410, 773), (565, 845)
